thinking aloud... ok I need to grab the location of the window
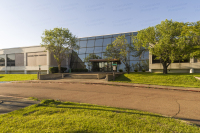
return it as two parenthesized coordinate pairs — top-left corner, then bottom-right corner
(0, 55), (5, 66)
(7, 54), (15, 66)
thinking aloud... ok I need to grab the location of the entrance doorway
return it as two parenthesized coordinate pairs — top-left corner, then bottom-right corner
(89, 59), (121, 72)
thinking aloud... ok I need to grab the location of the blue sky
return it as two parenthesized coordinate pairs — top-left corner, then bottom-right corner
(0, 0), (199, 49)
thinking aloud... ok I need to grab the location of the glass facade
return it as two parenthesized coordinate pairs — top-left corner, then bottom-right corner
(71, 32), (149, 72)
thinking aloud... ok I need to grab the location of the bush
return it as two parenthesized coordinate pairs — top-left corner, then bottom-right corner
(134, 69), (138, 72)
(49, 67), (67, 73)
(119, 69), (123, 72)
(142, 69), (146, 72)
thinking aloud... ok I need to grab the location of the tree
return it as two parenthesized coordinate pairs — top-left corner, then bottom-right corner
(132, 19), (200, 74)
(104, 34), (134, 74)
(41, 27), (79, 73)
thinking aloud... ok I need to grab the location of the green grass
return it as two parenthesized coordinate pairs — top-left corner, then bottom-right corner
(29, 97), (39, 101)
(0, 100), (199, 133)
(0, 74), (37, 82)
(114, 72), (200, 88)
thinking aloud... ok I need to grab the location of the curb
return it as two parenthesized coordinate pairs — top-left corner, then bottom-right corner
(13, 81), (200, 93)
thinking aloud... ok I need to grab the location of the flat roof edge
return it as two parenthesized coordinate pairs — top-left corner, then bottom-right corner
(78, 31), (138, 38)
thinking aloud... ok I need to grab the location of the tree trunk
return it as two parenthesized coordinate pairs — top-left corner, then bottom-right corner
(58, 64), (61, 73)
(162, 61), (168, 74)
(126, 65), (130, 74)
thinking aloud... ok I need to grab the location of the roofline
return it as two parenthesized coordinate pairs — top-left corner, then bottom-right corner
(78, 31), (138, 38)
(0, 45), (41, 51)
(0, 31), (138, 50)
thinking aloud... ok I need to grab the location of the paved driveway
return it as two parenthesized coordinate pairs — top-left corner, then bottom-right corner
(0, 95), (39, 114)
(0, 82), (200, 126)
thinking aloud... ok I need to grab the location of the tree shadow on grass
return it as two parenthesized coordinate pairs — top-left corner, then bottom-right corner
(0, 76), (4, 79)
(115, 74), (131, 82)
(34, 101), (200, 127)
(36, 100), (165, 119)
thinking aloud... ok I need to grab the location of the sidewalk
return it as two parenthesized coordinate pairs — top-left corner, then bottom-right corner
(16, 79), (200, 92)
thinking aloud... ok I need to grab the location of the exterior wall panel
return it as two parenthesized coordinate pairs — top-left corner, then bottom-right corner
(15, 53), (24, 66)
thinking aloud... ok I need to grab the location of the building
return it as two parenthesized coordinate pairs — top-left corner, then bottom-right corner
(0, 31), (149, 74)
(149, 55), (200, 73)
(0, 46), (71, 74)
(70, 31), (149, 72)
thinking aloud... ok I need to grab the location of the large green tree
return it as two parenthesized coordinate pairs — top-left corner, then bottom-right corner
(41, 27), (79, 73)
(104, 34), (134, 74)
(132, 19), (200, 74)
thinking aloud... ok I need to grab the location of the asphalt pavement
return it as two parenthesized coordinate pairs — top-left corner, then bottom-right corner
(0, 79), (200, 126)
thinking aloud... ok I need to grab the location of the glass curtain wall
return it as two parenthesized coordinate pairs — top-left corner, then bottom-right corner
(71, 32), (149, 72)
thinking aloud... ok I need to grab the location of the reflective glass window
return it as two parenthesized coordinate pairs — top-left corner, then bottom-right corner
(112, 37), (116, 42)
(88, 37), (95, 40)
(125, 36), (131, 44)
(71, 62), (77, 69)
(102, 47), (107, 52)
(140, 51), (149, 60)
(95, 39), (103, 47)
(77, 62), (86, 69)
(130, 52), (141, 60)
(130, 50), (148, 60)
(86, 47), (94, 53)
(96, 36), (103, 39)
(85, 53), (93, 60)
(113, 34), (121, 38)
(77, 54), (85, 62)
(79, 47), (87, 54)
(118, 62), (126, 72)
(0, 55), (5, 66)
(94, 47), (102, 53)
(94, 53), (102, 59)
(87, 40), (95, 47)
(80, 38), (87, 41)
(125, 33), (131, 36)
(75, 40), (80, 47)
(130, 60), (140, 71)
(7, 54), (15, 66)
(80, 40), (87, 47)
(104, 35), (112, 38)
(86, 63), (92, 72)
(103, 38), (112, 46)
(132, 32), (138, 36)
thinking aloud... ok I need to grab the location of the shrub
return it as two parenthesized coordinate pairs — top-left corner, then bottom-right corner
(119, 69), (123, 72)
(142, 69), (146, 72)
(49, 67), (67, 73)
(134, 69), (138, 72)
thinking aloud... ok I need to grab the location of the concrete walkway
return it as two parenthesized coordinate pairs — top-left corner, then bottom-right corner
(0, 79), (200, 126)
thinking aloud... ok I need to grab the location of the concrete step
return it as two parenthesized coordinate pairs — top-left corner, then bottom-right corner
(64, 75), (98, 79)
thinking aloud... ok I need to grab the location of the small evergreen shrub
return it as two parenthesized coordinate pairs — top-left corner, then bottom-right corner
(134, 69), (138, 72)
(142, 69), (146, 72)
(49, 67), (67, 73)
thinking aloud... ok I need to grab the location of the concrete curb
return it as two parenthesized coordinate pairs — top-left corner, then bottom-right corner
(14, 80), (200, 93)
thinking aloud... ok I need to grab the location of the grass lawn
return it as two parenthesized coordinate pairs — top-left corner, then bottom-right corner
(0, 100), (199, 132)
(114, 72), (200, 88)
(0, 74), (37, 82)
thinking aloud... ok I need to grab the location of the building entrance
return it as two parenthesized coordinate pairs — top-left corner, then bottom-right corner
(89, 59), (120, 72)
